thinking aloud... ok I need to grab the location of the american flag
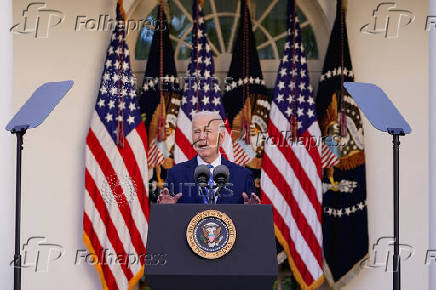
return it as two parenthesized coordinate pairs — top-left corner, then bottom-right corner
(174, 0), (233, 163)
(139, 3), (181, 169)
(260, 0), (324, 288)
(321, 140), (340, 169)
(223, 0), (270, 168)
(83, 5), (149, 290)
(317, 0), (368, 286)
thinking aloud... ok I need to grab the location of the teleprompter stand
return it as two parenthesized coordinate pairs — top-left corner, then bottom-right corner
(344, 82), (412, 290)
(5, 81), (73, 290)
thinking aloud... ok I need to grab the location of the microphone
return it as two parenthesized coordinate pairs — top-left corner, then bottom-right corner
(213, 165), (229, 187)
(194, 164), (212, 204)
(194, 165), (211, 187)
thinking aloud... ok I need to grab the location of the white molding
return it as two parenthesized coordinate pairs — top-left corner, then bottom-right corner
(429, 0), (436, 289)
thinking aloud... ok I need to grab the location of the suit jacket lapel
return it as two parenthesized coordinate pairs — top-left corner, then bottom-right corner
(186, 157), (199, 202)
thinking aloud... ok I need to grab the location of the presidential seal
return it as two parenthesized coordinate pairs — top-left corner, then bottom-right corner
(186, 210), (236, 259)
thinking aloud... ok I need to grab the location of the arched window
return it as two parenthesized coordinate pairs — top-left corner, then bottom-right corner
(127, 0), (331, 91)
(135, 0), (318, 60)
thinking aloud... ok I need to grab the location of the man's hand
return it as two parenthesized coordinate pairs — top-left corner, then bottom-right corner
(157, 188), (182, 204)
(243, 192), (261, 205)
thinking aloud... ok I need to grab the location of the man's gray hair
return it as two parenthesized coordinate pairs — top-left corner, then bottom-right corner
(191, 110), (225, 131)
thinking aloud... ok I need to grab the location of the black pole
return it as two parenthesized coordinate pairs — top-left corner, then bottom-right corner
(13, 129), (26, 290)
(390, 131), (403, 290)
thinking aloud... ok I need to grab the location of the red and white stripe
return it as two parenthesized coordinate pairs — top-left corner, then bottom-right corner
(84, 113), (149, 290)
(174, 109), (196, 163)
(147, 140), (165, 168)
(221, 118), (235, 161)
(321, 142), (340, 168)
(232, 141), (251, 166)
(261, 103), (323, 288)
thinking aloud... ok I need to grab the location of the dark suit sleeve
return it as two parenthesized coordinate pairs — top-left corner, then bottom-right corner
(244, 169), (256, 196)
(164, 167), (175, 195)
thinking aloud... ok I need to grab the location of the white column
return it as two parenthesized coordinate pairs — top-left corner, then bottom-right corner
(430, 0), (436, 289)
(0, 0), (15, 289)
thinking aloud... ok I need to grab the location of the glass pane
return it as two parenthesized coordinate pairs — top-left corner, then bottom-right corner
(178, 0), (193, 13)
(276, 37), (286, 59)
(169, 1), (191, 38)
(171, 39), (178, 53)
(177, 28), (192, 60)
(253, 0), (271, 21)
(258, 44), (274, 59)
(301, 25), (318, 59)
(261, 0), (287, 38)
(214, 0), (237, 12)
(134, 0), (319, 62)
(178, 44), (192, 60)
(203, 0), (212, 15)
(205, 19), (220, 53)
(135, 9), (158, 60)
(254, 29), (267, 47)
(296, 7), (307, 23)
(219, 16), (234, 51)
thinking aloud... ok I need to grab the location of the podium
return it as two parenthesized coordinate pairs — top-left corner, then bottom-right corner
(145, 203), (277, 290)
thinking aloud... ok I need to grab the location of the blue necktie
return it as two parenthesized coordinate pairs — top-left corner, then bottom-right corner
(203, 164), (214, 204)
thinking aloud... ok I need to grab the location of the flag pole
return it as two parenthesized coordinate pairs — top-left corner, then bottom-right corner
(389, 129), (403, 290)
(289, 0), (298, 140)
(117, 0), (127, 21)
(12, 128), (26, 290)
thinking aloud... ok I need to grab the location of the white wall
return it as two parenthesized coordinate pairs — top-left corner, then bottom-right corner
(1, 0), (15, 289)
(8, 0), (429, 289)
(344, 0), (429, 289)
(12, 0), (113, 289)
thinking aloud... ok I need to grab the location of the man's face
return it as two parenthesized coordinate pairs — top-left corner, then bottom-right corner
(192, 114), (224, 160)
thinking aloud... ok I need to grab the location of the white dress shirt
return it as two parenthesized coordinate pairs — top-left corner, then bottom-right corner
(197, 153), (222, 168)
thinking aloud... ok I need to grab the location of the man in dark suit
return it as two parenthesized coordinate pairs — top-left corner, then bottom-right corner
(158, 111), (260, 204)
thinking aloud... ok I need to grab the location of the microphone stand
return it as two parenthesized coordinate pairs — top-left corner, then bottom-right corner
(198, 184), (213, 204)
(213, 185), (226, 204)
(200, 184), (224, 204)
